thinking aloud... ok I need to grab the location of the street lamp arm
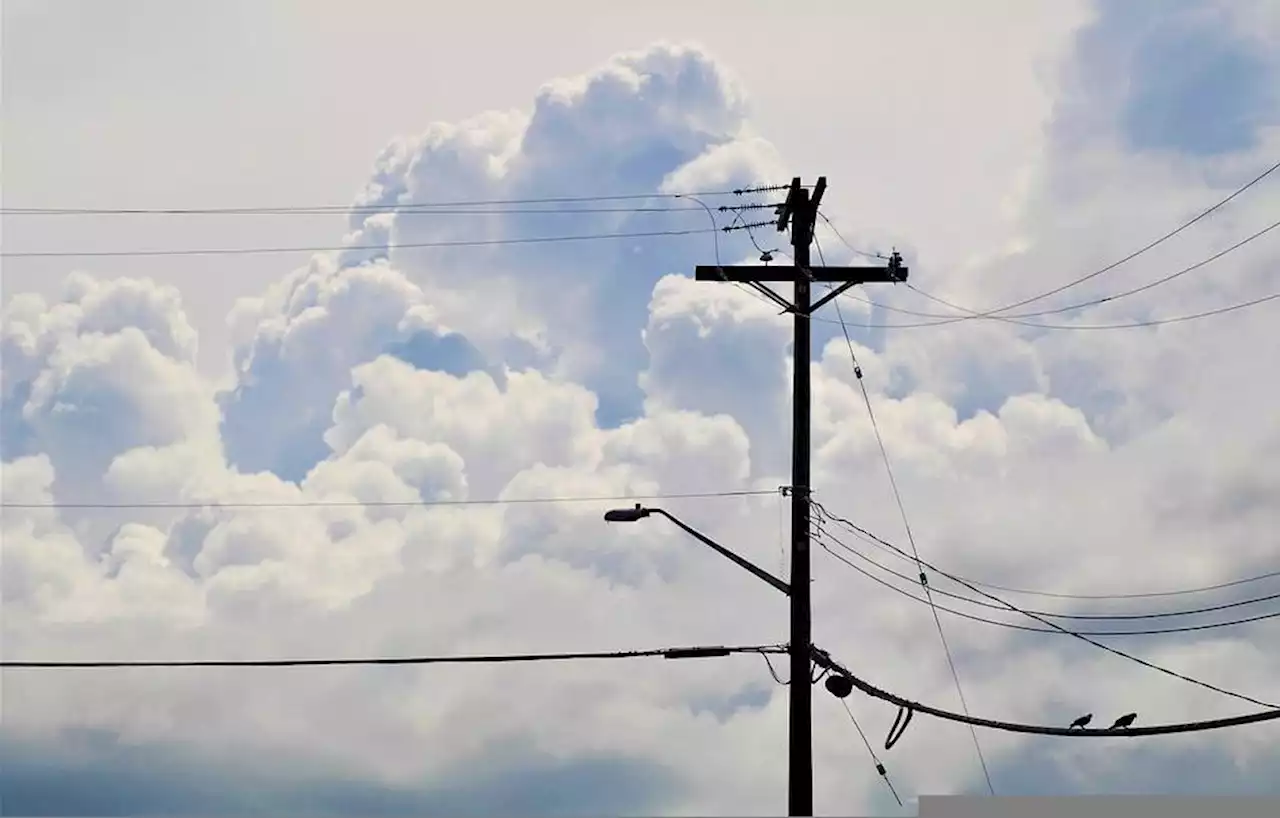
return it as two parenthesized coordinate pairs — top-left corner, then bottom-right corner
(648, 508), (791, 596)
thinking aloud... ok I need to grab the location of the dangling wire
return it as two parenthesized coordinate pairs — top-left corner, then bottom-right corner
(760, 650), (789, 686)
(885, 705), (915, 750)
(682, 194), (793, 312)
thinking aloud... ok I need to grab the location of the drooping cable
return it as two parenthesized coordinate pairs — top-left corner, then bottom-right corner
(813, 649), (1280, 739)
(676, 191), (796, 314)
(814, 529), (1280, 636)
(822, 520), (1280, 601)
(953, 568), (1280, 602)
(812, 504), (1279, 710)
(936, 158), (1280, 317)
(819, 158), (1280, 321)
(903, 218), (1280, 326)
(817, 528), (1280, 621)
(822, 217), (1280, 328)
(820, 289), (1280, 331)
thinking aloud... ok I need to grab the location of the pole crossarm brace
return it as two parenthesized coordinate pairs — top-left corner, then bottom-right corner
(689, 175), (909, 817)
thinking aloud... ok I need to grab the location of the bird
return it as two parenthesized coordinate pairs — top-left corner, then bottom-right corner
(1069, 713), (1092, 729)
(1109, 712), (1138, 730)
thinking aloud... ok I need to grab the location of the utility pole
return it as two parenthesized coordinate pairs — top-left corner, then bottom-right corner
(693, 177), (906, 816)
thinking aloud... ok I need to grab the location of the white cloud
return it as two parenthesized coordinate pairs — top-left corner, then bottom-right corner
(4, 14), (1280, 816)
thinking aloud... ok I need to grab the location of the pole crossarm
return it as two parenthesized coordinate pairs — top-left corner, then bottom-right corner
(695, 265), (905, 287)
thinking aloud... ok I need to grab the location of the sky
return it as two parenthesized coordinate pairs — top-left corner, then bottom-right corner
(2, 0), (1280, 814)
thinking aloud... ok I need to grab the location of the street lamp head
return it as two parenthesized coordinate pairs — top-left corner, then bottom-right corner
(603, 503), (650, 523)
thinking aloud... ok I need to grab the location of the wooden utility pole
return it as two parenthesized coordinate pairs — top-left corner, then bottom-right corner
(693, 177), (906, 816)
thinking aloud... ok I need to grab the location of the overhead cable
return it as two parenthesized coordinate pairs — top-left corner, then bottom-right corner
(812, 503), (1279, 710)
(815, 652), (1280, 739)
(820, 290), (1280, 331)
(820, 157), (1280, 320)
(879, 218), (1280, 327)
(0, 226), (719, 259)
(820, 528), (1280, 620)
(817, 511), (1280, 601)
(2, 204), (708, 217)
(949, 569), (1280, 601)
(0, 643), (788, 669)
(816, 531), (1280, 637)
(0, 488), (778, 511)
(0, 185), (793, 215)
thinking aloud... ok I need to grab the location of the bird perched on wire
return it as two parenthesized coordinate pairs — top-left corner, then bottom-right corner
(1069, 713), (1092, 729)
(1109, 713), (1138, 730)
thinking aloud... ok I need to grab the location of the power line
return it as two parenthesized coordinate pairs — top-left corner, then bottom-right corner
(885, 217), (1280, 326)
(0, 488), (777, 511)
(816, 157), (1280, 331)
(815, 653), (1280, 739)
(820, 521), (1280, 618)
(721, 248), (1280, 332)
(953, 568), (1280, 602)
(955, 158), (1280, 316)
(816, 531), (1280, 637)
(0, 642), (788, 669)
(1020, 290), (1280, 329)
(0, 226), (719, 260)
(819, 157), (1280, 321)
(1, 204), (709, 217)
(811, 504), (1279, 710)
(821, 220), (1280, 330)
(0, 186), (793, 215)
(814, 234), (996, 798)
(828, 288), (1280, 331)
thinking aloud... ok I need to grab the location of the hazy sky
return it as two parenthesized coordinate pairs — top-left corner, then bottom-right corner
(3, 0), (1280, 815)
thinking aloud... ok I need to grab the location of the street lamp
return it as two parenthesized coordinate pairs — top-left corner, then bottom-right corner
(603, 504), (651, 523)
(602, 503), (790, 596)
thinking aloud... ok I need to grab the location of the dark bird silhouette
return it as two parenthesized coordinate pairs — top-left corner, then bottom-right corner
(1069, 713), (1092, 729)
(1109, 712), (1138, 730)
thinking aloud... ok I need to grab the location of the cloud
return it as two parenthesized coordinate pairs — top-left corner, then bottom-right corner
(1, 275), (215, 501)
(0, 730), (683, 816)
(4, 22), (1280, 817)
(329, 42), (787, 429)
(1066, 0), (1280, 157)
(220, 259), (490, 481)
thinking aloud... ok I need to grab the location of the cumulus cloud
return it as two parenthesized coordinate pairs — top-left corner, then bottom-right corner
(325, 43), (790, 429)
(4, 19), (1280, 817)
(1, 274), (216, 505)
(220, 259), (490, 481)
